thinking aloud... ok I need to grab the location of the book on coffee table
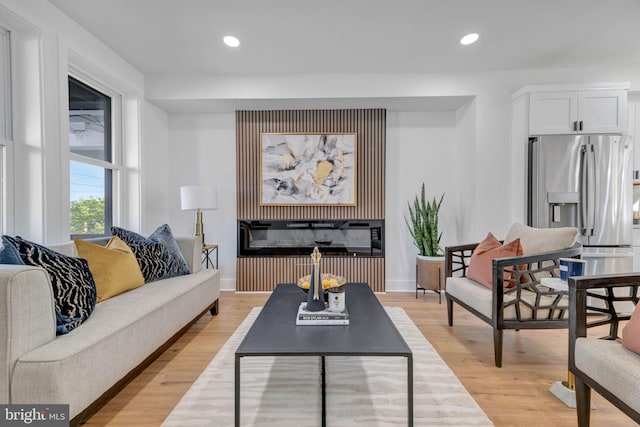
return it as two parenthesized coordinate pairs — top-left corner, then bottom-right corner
(296, 302), (350, 325)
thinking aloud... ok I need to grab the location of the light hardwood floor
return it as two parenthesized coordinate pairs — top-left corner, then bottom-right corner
(85, 290), (635, 426)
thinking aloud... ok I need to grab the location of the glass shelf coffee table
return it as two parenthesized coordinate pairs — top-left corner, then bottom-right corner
(234, 282), (413, 427)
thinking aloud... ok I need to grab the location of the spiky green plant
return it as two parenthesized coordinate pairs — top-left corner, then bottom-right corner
(404, 183), (444, 257)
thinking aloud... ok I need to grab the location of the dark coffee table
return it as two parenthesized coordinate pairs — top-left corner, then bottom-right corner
(234, 282), (413, 426)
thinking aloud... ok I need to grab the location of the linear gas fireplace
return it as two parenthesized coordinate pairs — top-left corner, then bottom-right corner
(238, 219), (384, 257)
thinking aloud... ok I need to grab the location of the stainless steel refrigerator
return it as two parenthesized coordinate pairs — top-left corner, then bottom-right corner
(528, 134), (633, 275)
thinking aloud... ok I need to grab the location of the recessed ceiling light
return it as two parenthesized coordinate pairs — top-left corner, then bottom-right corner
(460, 33), (479, 45)
(223, 35), (240, 48)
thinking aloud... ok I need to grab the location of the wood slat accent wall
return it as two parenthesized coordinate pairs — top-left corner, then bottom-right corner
(236, 109), (386, 292)
(237, 257), (385, 293)
(236, 109), (385, 219)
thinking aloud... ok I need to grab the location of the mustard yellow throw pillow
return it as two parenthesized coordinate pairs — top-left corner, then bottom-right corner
(74, 236), (145, 302)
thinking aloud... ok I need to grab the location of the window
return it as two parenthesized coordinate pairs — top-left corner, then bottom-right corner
(68, 75), (120, 238)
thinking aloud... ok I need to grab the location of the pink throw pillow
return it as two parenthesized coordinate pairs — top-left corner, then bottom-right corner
(467, 233), (523, 289)
(622, 303), (640, 355)
(471, 232), (502, 257)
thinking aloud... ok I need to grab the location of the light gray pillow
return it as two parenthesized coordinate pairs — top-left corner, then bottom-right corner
(505, 223), (579, 255)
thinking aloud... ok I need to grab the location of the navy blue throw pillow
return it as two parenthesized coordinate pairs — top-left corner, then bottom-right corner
(0, 236), (24, 264)
(111, 224), (190, 283)
(3, 235), (97, 334)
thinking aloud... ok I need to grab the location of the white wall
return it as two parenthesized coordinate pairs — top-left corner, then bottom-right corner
(386, 109), (472, 291)
(141, 101), (170, 234)
(161, 103), (481, 293)
(0, 0), (147, 243)
(167, 113), (236, 290)
(160, 67), (640, 292)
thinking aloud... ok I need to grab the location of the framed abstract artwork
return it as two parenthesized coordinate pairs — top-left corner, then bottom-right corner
(260, 133), (357, 206)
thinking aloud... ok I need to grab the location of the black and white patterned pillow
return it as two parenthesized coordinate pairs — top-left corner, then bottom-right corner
(111, 224), (190, 283)
(3, 235), (97, 335)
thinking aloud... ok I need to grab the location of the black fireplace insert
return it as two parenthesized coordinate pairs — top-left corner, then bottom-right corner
(237, 219), (384, 257)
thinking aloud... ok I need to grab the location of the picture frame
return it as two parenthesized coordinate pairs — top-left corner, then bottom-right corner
(260, 132), (357, 206)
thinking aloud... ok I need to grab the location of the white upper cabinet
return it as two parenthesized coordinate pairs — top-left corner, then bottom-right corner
(530, 89), (627, 135)
(578, 90), (627, 133)
(529, 91), (577, 135)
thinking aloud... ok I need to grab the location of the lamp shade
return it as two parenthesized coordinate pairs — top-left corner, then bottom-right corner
(180, 185), (218, 210)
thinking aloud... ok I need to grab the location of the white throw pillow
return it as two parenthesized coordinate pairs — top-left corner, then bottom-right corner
(504, 223), (579, 255)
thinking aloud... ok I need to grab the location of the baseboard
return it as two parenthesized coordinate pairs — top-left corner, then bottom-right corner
(220, 278), (236, 291)
(384, 279), (418, 292)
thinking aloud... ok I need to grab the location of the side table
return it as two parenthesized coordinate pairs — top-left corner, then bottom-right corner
(202, 244), (218, 269)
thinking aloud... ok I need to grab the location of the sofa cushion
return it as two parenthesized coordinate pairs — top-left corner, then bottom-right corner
(0, 236), (24, 264)
(74, 236), (145, 302)
(505, 223), (578, 254)
(111, 224), (190, 283)
(575, 337), (640, 415)
(467, 233), (523, 288)
(3, 235), (97, 334)
(621, 303), (640, 355)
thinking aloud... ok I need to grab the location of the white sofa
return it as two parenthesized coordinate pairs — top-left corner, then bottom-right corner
(0, 236), (220, 425)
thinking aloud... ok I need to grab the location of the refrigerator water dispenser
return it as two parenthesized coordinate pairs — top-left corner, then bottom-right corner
(546, 192), (580, 228)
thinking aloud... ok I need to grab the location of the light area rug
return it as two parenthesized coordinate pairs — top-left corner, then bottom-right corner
(162, 307), (493, 427)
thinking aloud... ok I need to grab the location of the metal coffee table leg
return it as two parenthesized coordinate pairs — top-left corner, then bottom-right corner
(321, 355), (326, 427)
(235, 355), (241, 427)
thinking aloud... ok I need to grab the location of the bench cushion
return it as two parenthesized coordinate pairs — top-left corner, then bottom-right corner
(575, 338), (640, 414)
(446, 277), (569, 320)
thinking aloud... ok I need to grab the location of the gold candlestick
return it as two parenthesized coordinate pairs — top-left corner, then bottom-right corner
(311, 247), (321, 301)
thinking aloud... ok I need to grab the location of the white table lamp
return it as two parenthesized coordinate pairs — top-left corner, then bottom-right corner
(180, 185), (217, 245)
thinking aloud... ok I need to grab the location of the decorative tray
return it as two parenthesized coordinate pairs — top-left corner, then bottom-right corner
(297, 273), (346, 293)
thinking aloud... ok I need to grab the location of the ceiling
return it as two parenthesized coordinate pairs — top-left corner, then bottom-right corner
(47, 0), (640, 112)
(48, 0), (640, 76)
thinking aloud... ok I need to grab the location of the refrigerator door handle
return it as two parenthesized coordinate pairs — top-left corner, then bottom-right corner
(587, 144), (596, 236)
(580, 145), (588, 235)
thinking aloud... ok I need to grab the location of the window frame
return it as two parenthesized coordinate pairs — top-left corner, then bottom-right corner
(67, 70), (123, 239)
(0, 25), (11, 142)
(0, 25), (12, 235)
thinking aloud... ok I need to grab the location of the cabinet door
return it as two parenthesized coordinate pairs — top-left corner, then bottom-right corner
(578, 90), (627, 133)
(529, 91), (578, 135)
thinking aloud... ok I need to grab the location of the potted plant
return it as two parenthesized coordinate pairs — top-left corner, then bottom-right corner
(404, 183), (445, 299)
